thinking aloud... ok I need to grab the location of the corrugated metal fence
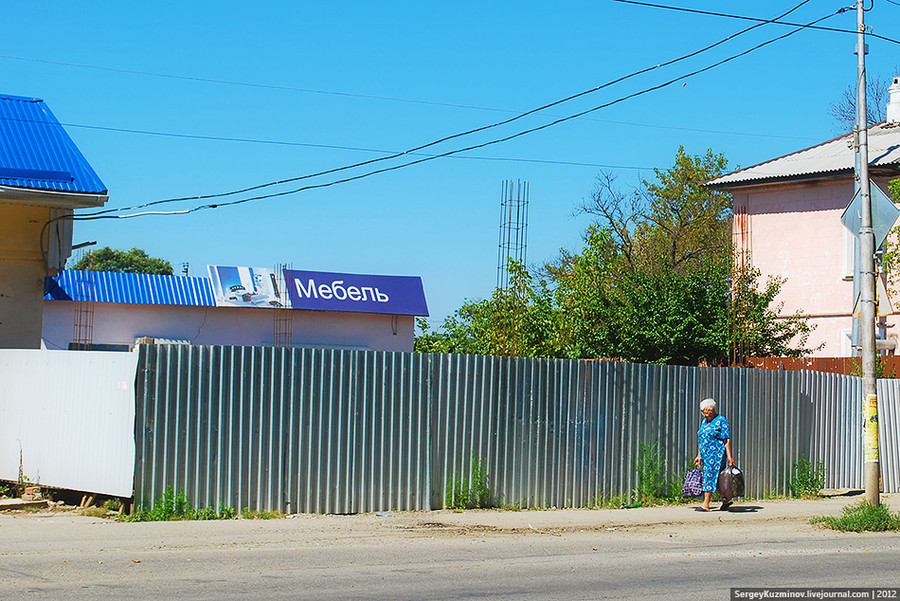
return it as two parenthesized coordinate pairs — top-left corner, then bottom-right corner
(134, 345), (900, 514)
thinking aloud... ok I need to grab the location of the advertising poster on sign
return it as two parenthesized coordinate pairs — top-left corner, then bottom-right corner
(207, 265), (284, 308)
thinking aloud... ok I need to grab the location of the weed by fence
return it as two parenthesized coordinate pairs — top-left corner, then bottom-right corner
(446, 452), (493, 509)
(790, 456), (825, 498)
(127, 486), (236, 522)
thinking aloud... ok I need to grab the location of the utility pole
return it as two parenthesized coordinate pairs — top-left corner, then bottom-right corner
(855, 0), (880, 506)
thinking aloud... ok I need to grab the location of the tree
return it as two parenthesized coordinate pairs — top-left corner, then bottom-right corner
(415, 148), (816, 363)
(414, 262), (557, 357)
(879, 179), (900, 293)
(829, 72), (897, 133)
(69, 246), (174, 275)
(549, 229), (815, 364)
(577, 147), (732, 273)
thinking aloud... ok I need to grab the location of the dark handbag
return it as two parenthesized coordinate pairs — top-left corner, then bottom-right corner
(717, 465), (745, 499)
(682, 468), (703, 498)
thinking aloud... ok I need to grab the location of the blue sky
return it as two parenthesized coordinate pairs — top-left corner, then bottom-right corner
(4, 1), (898, 324)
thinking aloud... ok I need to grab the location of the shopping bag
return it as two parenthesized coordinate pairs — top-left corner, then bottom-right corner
(682, 468), (703, 498)
(717, 465), (745, 499)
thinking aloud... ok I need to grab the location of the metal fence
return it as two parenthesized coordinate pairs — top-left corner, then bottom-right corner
(134, 345), (899, 514)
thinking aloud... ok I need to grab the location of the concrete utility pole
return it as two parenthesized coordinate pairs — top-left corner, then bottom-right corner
(855, 0), (880, 506)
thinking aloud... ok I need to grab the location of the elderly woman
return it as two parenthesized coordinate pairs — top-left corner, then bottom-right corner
(694, 398), (735, 511)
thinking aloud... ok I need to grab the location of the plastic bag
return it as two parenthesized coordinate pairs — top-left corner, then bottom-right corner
(682, 467), (703, 498)
(717, 465), (745, 500)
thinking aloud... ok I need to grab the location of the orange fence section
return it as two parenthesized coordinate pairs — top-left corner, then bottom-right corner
(747, 356), (900, 376)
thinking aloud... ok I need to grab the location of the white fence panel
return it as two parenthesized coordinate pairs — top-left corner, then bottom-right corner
(0, 349), (138, 497)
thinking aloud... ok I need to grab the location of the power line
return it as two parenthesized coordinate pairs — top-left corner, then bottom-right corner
(76, 0), (820, 219)
(0, 114), (653, 170)
(0, 53), (507, 112)
(0, 113), (817, 160)
(610, 0), (900, 45)
(71, 5), (848, 223)
(0, 55), (820, 141)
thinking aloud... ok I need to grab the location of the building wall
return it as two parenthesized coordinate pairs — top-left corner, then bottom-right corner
(733, 178), (899, 356)
(42, 301), (416, 352)
(0, 204), (51, 349)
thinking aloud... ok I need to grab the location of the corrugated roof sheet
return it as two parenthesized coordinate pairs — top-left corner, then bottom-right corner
(45, 270), (216, 306)
(0, 94), (107, 194)
(708, 123), (900, 187)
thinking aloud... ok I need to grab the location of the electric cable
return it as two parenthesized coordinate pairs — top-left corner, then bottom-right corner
(0, 104), (820, 149)
(611, 0), (900, 45)
(66, 5), (849, 223)
(73, 0), (818, 219)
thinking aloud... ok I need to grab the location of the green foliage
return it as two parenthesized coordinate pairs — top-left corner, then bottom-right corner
(878, 178), (900, 296)
(0, 483), (9, 497)
(415, 262), (557, 357)
(636, 442), (667, 502)
(416, 147), (816, 364)
(103, 498), (123, 512)
(811, 500), (900, 532)
(126, 486), (236, 522)
(445, 452), (493, 509)
(790, 456), (825, 498)
(69, 246), (174, 275)
(849, 356), (898, 378)
(16, 473), (30, 498)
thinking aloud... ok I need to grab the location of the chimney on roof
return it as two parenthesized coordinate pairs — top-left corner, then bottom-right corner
(887, 76), (900, 124)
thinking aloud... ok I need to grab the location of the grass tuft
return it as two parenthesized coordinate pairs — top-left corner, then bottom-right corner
(811, 500), (900, 532)
(126, 486), (237, 522)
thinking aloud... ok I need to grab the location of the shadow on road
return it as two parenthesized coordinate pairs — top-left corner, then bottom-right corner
(723, 505), (762, 513)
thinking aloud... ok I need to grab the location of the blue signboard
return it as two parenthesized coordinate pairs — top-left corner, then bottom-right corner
(284, 269), (428, 316)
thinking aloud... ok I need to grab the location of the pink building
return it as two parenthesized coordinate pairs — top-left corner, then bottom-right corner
(709, 78), (900, 357)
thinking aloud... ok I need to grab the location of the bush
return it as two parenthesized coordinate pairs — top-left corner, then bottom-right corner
(636, 442), (667, 502)
(811, 500), (900, 532)
(790, 456), (825, 498)
(446, 451), (493, 509)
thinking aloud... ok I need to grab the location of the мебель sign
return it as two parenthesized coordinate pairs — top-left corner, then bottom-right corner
(284, 269), (428, 316)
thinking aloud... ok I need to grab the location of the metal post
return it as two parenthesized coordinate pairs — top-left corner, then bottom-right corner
(856, 0), (880, 505)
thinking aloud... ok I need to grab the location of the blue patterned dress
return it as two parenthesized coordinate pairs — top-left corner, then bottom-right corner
(698, 414), (730, 492)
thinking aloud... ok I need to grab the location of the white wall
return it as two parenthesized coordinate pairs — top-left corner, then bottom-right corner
(0, 349), (138, 497)
(42, 302), (416, 352)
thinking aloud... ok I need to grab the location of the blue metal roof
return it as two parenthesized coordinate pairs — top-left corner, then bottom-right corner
(0, 94), (107, 194)
(45, 270), (216, 306)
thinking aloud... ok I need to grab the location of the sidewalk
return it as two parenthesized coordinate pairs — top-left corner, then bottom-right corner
(402, 493), (893, 532)
(1, 492), (892, 532)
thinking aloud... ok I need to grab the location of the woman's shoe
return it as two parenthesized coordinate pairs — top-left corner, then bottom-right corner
(720, 500), (733, 511)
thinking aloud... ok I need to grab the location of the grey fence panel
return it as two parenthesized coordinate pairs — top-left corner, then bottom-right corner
(877, 379), (899, 493)
(135, 347), (900, 515)
(134, 345), (432, 514)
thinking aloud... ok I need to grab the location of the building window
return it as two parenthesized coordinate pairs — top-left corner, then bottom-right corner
(842, 228), (856, 281)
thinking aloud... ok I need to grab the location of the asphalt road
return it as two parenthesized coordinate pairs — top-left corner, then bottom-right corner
(1, 502), (898, 601)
